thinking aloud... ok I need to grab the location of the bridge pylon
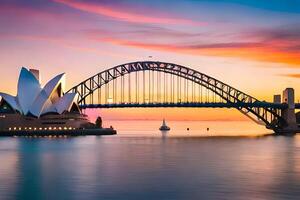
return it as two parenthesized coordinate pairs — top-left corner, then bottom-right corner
(277, 88), (298, 134)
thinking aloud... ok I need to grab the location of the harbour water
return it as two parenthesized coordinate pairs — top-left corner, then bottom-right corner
(1, 120), (300, 200)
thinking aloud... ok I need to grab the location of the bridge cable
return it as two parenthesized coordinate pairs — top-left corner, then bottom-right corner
(98, 75), (101, 105)
(158, 72), (161, 102)
(172, 73), (175, 102)
(163, 71), (166, 103)
(186, 77), (188, 102)
(192, 79), (194, 102)
(170, 73), (172, 103)
(135, 72), (138, 103)
(121, 75), (124, 103)
(105, 80), (107, 104)
(178, 72), (179, 102)
(115, 78), (117, 104)
(128, 72), (131, 103)
(112, 78), (115, 104)
(152, 70), (154, 103)
(143, 70), (145, 103)
(148, 70), (151, 103)
(108, 76), (110, 104)
(156, 71), (159, 102)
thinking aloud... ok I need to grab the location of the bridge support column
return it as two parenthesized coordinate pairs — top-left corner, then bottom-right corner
(280, 88), (298, 133)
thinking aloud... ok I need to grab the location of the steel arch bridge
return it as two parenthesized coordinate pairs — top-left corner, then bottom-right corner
(67, 61), (286, 131)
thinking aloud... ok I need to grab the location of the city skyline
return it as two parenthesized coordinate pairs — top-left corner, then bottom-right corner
(1, 0), (300, 120)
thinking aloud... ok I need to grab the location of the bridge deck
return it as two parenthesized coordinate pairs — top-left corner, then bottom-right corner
(80, 102), (298, 109)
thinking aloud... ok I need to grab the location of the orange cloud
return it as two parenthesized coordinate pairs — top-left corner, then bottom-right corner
(280, 74), (300, 78)
(99, 37), (300, 66)
(54, 0), (204, 26)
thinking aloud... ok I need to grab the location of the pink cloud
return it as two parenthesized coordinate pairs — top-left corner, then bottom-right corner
(0, 3), (85, 31)
(54, 0), (205, 26)
(0, 4), (62, 22)
(0, 33), (132, 58)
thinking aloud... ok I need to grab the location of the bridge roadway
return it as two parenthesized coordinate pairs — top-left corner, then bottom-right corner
(80, 102), (300, 109)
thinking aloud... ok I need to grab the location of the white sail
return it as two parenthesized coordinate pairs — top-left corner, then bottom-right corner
(162, 119), (166, 126)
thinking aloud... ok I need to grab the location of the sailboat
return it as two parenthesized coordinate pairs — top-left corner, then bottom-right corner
(159, 119), (170, 131)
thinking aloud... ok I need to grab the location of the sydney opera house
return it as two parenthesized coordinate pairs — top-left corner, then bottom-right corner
(0, 68), (100, 134)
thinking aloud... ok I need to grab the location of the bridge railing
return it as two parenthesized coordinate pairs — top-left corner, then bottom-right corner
(80, 102), (287, 109)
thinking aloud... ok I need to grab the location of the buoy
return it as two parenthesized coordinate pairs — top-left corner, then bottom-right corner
(187, 128), (190, 131)
(207, 128), (209, 131)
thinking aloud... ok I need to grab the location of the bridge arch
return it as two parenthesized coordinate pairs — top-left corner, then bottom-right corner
(67, 61), (285, 131)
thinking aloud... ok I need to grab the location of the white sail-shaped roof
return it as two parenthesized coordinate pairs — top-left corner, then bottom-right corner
(1, 67), (81, 117)
(29, 73), (65, 117)
(29, 90), (59, 117)
(17, 67), (41, 115)
(54, 93), (78, 114)
(0, 92), (21, 112)
(43, 73), (65, 97)
(40, 98), (58, 115)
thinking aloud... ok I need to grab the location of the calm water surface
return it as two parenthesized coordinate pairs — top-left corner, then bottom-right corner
(1, 120), (300, 200)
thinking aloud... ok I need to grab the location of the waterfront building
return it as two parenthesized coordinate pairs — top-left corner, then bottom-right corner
(0, 68), (94, 132)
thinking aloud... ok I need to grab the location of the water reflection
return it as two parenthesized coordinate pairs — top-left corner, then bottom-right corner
(0, 121), (300, 199)
(161, 131), (168, 139)
(0, 139), (18, 200)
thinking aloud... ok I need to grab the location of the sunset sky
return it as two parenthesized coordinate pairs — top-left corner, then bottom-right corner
(1, 0), (300, 121)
